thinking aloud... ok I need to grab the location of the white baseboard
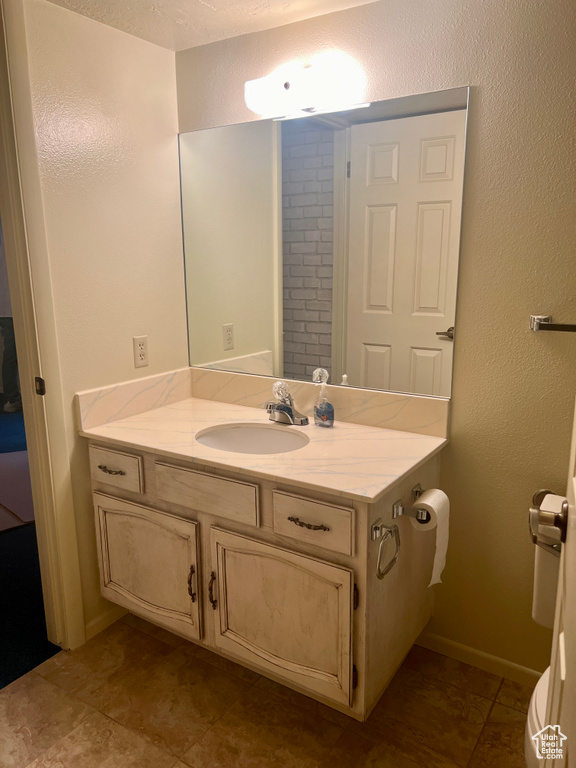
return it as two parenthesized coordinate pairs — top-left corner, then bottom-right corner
(417, 631), (544, 687)
(84, 604), (126, 643)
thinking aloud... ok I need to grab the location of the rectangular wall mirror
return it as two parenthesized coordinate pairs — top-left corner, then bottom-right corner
(180, 87), (468, 398)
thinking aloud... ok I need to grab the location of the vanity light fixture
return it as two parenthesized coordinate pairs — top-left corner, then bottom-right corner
(244, 51), (369, 120)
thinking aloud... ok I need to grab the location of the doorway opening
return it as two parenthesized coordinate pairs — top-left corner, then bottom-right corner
(0, 217), (58, 688)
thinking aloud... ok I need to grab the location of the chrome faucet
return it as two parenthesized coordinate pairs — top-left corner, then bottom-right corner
(265, 381), (309, 426)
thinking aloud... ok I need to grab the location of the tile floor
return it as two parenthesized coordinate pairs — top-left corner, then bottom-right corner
(0, 615), (534, 768)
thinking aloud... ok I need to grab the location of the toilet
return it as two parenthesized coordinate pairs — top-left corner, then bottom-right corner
(524, 666), (550, 767)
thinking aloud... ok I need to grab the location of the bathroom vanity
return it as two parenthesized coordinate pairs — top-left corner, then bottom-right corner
(72, 86), (463, 722)
(78, 378), (446, 721)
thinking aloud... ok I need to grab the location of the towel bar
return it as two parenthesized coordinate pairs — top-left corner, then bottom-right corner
(530, 314), (576, 333)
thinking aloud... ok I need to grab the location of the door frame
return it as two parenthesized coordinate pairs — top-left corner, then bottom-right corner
(271, 121), (284, 377)
(331, 128), (349, 386)
(543, 396), (576, 761)
(0, 2), (85, 649)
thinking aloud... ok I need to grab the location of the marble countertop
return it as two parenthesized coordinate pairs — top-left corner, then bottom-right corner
(80, 396), (446, 503)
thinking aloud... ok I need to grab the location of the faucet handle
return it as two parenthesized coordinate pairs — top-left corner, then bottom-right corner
(272, 380), (293, 406)
(266, 381), (308, 426)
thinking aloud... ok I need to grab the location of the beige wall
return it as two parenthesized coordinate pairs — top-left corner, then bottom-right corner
(176, 0), (576, 671)
(180, 122), (279, 368)
(5, 0), (574, 668)
(6, 0), (188, 636)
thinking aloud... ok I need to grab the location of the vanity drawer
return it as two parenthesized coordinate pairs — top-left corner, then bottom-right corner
(89, 445), (143, 493)
(155, 462), (259, 527)
(272, 491), (354, 556)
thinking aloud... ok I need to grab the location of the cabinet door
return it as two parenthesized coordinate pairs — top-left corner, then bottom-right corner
(94, 493), (201, 640)
(209, 527), (354, 706)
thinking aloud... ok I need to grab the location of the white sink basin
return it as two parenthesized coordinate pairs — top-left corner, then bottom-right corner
(195, 422), (310, 455)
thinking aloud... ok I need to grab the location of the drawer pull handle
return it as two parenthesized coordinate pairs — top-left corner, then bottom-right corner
(97, 465), (126, 476)
(287, 516), (330, 532)
(208, 571), (217, 610)
(187, 564), (196, 603)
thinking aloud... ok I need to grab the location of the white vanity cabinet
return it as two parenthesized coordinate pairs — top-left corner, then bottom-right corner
(89, 445), (144, 493)
(93, 493), (202, 640)
(88, 440), (440, 721)
(209, 527), (354, 707)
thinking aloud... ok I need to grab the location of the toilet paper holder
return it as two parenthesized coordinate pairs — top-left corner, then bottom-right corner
(529, 488), (567, 558)
(392, 484), (432, 524)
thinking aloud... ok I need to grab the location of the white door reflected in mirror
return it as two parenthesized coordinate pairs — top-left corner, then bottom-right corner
(345, 110), (465, 396)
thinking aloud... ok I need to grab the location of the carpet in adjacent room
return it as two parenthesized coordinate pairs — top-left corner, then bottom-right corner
(0, 410), (27, 454)
(0, 524), (59, 688)
(0, 450), (34, 523)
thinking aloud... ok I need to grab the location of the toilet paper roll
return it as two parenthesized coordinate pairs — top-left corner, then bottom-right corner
(410, 488), (450, 587)
(532, 493), (564, 628)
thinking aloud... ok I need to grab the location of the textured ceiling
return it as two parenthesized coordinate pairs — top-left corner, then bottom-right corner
(45, 0), (378, 51)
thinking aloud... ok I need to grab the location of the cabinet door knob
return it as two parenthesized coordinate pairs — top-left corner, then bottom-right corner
(208, 571), (218, 610)
(187, 564), (196, 602)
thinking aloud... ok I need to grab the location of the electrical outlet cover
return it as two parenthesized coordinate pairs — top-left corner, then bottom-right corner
(133, 335), (149, 368)
(223, 324), (234, 351)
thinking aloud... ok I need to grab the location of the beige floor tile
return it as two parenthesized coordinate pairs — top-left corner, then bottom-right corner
(120, 616), (260, 682)
(467, 703), (527, 767)
(34, 621), (174, 704)
(184, 643), (261, 684)
(4, 619), (529, 768)
(100, 648), (251, 757)
(23, 711), (179, 768)
(255, 675), (353, 728)
(182, 685), (343, 768)
(354, 666), (491, 767)
(495, 678), (535, 713)
(317, 729), (460, 768)
(0, 672), (93, 768)
(120, 613), (189, 648)
(402, 646), (502, 699)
